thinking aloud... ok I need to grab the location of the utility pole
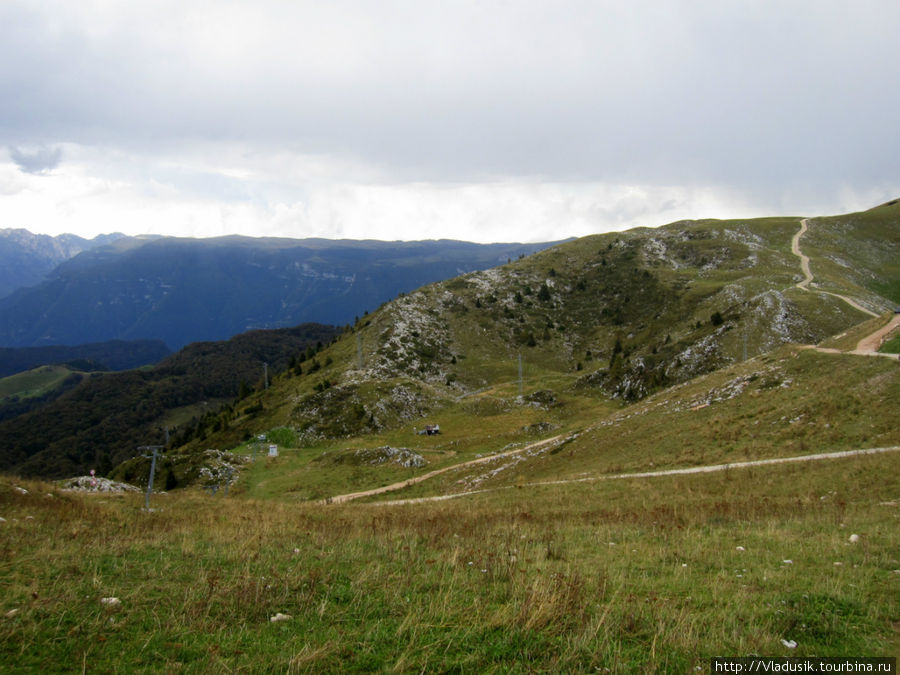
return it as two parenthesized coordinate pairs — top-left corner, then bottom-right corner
(356, 332), (363, 369)
(253, 433), (266, 463)
(138, 445), (165, 511)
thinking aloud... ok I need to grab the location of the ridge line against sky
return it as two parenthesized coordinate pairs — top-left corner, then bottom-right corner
(1, 0), (898, 244)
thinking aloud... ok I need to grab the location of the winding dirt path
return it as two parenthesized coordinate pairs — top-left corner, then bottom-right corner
(325, 435), (563, 504)
(790, 218), (897, 357)
(791, 218), (814, 290)
(371, 446), (900, 506)
(791, 218), (878, 317)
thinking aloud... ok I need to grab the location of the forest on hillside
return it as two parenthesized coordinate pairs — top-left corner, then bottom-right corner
(0, 323), (341, 478)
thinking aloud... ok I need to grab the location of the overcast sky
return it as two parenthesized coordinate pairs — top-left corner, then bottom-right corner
(1, 1), (897, 243)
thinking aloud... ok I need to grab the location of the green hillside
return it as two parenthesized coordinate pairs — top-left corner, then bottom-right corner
(0, 339), (170, 378)
(0, 364), (89, 405)
(2, 204), (898, 670)
(351, 345), (899, 503)
(177, 206), (897, 468)
(802, 199), (900, 306)
(0, 364), (82, 401)
(4, 339), (898, 670)
(0, 324), (340, 478)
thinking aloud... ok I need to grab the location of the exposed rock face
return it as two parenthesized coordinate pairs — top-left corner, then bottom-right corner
(368, 292), (454, 385)
(292, 381), (442, 441)
(196, 449), (251, 487)
(57, 476), (140, 493)
(321, 446), (427, 468)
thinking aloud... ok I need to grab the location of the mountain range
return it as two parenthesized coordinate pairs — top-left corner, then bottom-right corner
(0, 228), (127, 299)
(3, 200), (895, 482)
(0, 234), (559, 350)
(172, 200), (897, 457)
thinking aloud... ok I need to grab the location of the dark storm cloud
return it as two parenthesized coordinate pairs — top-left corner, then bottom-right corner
(0, 1), (897, 239)
(3, 2), (899, 188)
(8, 145), (62, 174)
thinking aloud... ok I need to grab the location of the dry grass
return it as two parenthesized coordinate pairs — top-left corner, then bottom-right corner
(2, 448), (897, 672)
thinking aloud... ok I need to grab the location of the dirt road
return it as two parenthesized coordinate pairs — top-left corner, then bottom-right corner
(852, 314), (900, 354)
(791, 218), (878, 317)
(325, 435), (562, 504)
(790, 216), (896, 358)
(791, 218), (814, 290)
(372, 445), (900, 506)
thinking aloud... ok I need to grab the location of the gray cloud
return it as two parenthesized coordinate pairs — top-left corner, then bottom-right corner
(0, 1), (897, 238)
(8, 145), (62, 175)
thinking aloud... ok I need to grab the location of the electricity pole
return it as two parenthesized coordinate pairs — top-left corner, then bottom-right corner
(253, 433), (266, 463)
(138, 445), (165, 511)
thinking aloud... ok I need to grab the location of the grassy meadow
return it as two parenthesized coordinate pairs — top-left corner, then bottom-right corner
(1, 449), (897, 673)
(3, 335), (898, 673)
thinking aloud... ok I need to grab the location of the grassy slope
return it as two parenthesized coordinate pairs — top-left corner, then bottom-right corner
(802, 200), (900, 308)
(880, 334), (900, 353)
(0, 365), (90, 425)
(0, 365), (83, 402)
(1, 441), (896, 671)
(364, 346), (899, 502)
(180, 209), (890, 486)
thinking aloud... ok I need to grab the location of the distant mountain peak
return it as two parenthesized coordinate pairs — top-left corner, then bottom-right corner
(0, 235), (561, 349)
(0, 229), (127, 299)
